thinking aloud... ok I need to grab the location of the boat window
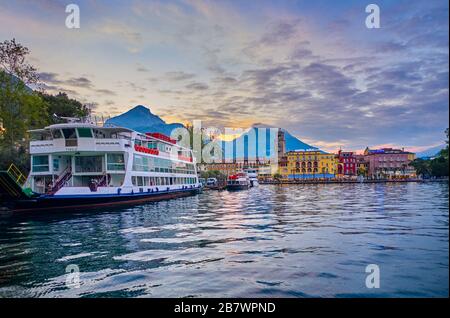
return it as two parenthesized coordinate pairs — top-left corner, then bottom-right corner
(30, 132), (52, 141)
(53, 159), (59, 172)
(107, 153), (125, 171)
(32, 155), (49, 172)
(62, 128), (77, 139)
(77, 128), (93, 138)
(75, 156), (103, 173)
(52, 129), (63, 139)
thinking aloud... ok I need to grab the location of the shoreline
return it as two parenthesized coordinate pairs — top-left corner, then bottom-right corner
(259, 178), (449, 185)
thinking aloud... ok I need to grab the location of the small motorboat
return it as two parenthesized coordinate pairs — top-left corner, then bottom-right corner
(244, 168), (259, 187)
(226, 173), (250, 190)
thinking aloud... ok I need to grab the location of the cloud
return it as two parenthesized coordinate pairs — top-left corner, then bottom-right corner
(185, 82), (209, 90)
(38, 72), (116, 97)
(4, 0), (448, 150)
(165, 71), (196, 81)
(136, 66), (150, 72)
(96, 20), (143, 53)
(260, 21), (299, 45)
(95, 89), (116, 96)
(65, 77), (93, 88)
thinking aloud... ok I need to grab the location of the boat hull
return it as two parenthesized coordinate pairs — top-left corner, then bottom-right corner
(226, 184), (250, 191)
(4, 187), (201, 213)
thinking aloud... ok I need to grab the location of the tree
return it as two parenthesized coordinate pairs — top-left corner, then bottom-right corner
(39, 92), (90, 122)
(410, 129), (449, 178)
(357, 166), (366, 177)
(200, 170), (227, 181)
(0, 38), (38, 84)
(273, 173), (283, 183)
(411, 158), (431, 178)
(0, 39), (48, 170)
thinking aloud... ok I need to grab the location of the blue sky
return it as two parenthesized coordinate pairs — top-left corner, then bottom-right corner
(0, 0), (448, 152)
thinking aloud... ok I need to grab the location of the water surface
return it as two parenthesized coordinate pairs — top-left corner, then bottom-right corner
(0, 182), (448, 297)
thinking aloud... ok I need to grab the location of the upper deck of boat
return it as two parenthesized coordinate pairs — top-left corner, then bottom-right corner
(27, 122), (193, 161)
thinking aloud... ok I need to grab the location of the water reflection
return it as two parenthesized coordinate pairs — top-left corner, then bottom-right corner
(0, 182), (448, 297)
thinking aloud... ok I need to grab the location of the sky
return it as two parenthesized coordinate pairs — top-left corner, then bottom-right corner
(0, 0), (448, 153)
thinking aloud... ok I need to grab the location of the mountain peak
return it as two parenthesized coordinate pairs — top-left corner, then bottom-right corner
(105, 104), (184, 135)
(127, 105), (153, 115)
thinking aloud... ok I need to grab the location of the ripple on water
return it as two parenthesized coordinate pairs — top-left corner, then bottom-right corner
(0, 182), (448, 297)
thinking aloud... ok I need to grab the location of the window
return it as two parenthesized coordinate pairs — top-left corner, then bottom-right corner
(52, 129), (63, 139)
(107, 153), (125, 171)
(62, 128), (77, 139)
(77, 128), (93, 138)
(32, 155), (49, 172)
(75, 156), (103, 173)
(53, 159), (59, 172)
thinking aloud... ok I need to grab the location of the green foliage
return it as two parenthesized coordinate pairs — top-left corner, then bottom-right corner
(0, 71), (48, 170)
(1, 39), (92, 171)
(357, 167), (366, 176)
(273, 173), (282, 181)
(39, 92), (90, 123)
(430, 156), (449, 177)
(411, 128), (449, 178)
(410, 158), (431, 177)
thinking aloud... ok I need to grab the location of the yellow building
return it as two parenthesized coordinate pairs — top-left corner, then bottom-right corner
(198, 161), (275, 178)
(407, 153), (416, 161)
(279, 150), (336, 180)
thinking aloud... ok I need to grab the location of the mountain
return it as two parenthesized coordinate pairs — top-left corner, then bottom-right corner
(416, 144), (446, 158)
(106, 107), (318, 159)
(220, 125), (317, 160)
(284, 130), (317, 151)
(249, 124), (317, 151)
(105, 105), (184, 135)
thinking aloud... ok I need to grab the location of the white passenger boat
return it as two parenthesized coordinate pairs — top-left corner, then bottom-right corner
(244, 168), (259, 187)
(0, 118), (202, 212)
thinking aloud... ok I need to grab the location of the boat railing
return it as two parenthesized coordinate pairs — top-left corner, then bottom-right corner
(6, 163), (27, 186)
(97, 174), (111, 187)
(48, 167), (72, 195)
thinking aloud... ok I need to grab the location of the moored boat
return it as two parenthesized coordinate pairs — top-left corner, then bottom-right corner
(0, 118), (202, 212)
(244, 168), (259, 187)
(226, 172), (250, 190)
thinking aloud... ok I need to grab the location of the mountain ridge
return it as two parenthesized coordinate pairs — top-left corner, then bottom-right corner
(105, 105), (184, 136)
(106, 105), (319, 153)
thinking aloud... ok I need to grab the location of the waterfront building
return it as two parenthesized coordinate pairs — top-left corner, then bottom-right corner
(335, 150), (357, 178)
(363, 147), (416, 178)
(197, 160), (274, 179)
(198, 128), (285, 180)
(355, 155), (368, 176)
(279, 149), (336, 180)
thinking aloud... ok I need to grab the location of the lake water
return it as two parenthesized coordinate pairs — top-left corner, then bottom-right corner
(0, 182), (448, 298)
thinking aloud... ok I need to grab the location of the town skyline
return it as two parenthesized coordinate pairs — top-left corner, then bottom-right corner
(0, 0), (448, 153)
